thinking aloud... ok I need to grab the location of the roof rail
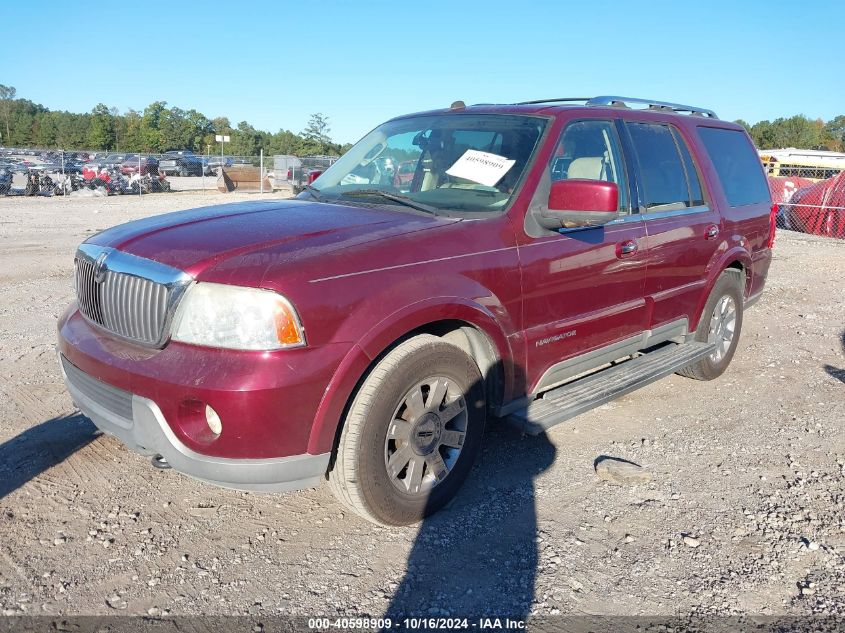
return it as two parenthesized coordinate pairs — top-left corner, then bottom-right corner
(587, 96), (718, 119)
(512, 96), (718, 119)
(514, 97), (591, 105)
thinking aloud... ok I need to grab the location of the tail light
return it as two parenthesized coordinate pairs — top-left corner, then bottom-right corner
(286, 168), (292, 180)
(307, 169), (323, 184)
(767, 203), (778, 248)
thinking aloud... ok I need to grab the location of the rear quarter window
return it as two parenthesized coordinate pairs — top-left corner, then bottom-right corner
(697, 127), (769, 207)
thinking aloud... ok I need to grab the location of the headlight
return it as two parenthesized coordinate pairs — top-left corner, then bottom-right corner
(171, 283), (305, 350)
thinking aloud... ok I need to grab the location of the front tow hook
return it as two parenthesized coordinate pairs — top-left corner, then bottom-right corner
(151, 455), (171, 469)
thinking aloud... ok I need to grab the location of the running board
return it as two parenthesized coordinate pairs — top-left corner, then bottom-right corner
(507, 342), (715, 435)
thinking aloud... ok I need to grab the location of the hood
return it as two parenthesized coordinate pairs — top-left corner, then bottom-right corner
(86, 199), (456, 281)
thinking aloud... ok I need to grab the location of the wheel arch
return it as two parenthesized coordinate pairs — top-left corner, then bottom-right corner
(725, 259), (748, 292)
(692, 247), (750, 331)
(306, 300), (514, 458)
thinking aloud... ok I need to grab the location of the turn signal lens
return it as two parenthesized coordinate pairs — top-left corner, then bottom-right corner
(274, 299), (305, 346)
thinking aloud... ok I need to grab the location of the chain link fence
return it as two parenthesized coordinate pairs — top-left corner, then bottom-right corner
(0, 146), (338, 198)
(4, 143), (844, 242)
(764, 153), (845, 240)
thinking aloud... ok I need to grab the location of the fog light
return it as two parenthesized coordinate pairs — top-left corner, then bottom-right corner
(205, 405), (222, 435)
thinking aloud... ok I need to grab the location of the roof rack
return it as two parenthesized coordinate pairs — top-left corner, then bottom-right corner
(514, 97), (593, 105)
(513, 96), (718, 119)
(589, 96), (718, 118)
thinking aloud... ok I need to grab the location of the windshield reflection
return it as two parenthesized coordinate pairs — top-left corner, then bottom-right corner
(305, 114), (548, 213)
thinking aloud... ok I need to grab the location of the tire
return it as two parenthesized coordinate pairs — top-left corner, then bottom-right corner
(678, 268), (744, 381)
(179, 166), (188, 177)
(328, 334), (486, 526)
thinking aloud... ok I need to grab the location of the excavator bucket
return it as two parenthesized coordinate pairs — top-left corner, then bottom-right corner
(216, 166), (271, 193)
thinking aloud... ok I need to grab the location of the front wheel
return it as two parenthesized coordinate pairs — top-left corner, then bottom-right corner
(678, 268), (744, 381)
(328, 335), (486, 526)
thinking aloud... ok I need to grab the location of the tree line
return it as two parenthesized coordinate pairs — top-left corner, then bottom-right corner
(2, 84), (844, 156)
(734, 114), (845, 152)
(0, 84), (351, 157)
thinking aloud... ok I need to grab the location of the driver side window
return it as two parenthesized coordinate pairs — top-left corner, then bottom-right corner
(550, 120), (629, 214)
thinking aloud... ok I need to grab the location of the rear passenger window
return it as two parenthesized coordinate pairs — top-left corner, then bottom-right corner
(697, 127), (770, 207)
(627, 123), (698, 212)
(672, 129), (705, 207)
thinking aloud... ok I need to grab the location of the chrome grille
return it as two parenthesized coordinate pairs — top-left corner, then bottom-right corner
(74, 244), (192, 347)
(100, 271), (169, 342)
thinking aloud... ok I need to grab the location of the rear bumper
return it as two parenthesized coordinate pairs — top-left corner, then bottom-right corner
(60, 354), (329, 492)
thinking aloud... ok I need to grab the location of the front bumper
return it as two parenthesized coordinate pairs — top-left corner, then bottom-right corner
(60, 354), (330, 492)
(58, 306), (350, 459)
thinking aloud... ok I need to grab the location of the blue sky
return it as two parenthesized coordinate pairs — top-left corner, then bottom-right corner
(3, 0), (843, 143)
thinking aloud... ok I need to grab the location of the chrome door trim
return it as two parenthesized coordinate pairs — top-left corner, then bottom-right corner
(604, 205), (712, 226)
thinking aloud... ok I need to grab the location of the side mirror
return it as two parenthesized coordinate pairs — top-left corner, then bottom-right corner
(307, 169), (323, 184)
(537, 179), (619, 230)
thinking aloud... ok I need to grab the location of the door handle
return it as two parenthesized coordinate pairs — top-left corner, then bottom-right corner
(705, 224), (720, 240)
(616, 239), (638, 258)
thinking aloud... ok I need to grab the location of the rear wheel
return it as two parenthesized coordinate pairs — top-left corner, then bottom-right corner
(678, 268), (744, 381)
(179, 166), (188, 177)
(328, 335), (486, 526)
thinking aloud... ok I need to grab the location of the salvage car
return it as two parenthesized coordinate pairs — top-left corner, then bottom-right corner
(84, 154), (130, 172)
(202, 155), (233, 175)
(58, 96), (775, 525)
(121, 155), (159, 176)
(54, 158), (85, 174)
(158, 150), (203, 177)
(0, 164), (11, 194)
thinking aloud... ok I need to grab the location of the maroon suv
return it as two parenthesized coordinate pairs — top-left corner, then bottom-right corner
(59, 96), (774, 525)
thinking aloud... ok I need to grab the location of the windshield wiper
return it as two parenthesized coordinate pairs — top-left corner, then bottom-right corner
(341, 189), (441, 215)
(303, 184), (324, 201)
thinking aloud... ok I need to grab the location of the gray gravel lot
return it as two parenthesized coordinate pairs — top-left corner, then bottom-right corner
(0, 193), (843, 620)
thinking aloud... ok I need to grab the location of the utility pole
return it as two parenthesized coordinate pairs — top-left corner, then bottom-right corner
(215, 134), (230, 170)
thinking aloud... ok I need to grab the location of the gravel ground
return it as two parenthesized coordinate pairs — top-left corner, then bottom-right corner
(0, 194), (843, 621)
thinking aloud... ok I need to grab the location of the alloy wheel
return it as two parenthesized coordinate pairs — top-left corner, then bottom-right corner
(384, 376), (468, 496)
(708, 295), (737, 363)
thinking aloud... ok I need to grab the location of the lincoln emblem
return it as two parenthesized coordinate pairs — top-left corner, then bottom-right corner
(92, 252), (108, 284)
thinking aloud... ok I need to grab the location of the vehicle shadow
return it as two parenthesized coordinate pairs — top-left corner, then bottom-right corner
(0, 412), (99, 500)
(384, 421), (556, 621)
(823, 329), (845, 384)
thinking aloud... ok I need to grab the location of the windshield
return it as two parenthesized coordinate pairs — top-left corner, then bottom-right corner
(308, 113), (547, 213)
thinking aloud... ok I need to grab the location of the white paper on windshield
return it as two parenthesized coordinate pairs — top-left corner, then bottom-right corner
(445, 150), (515, 187)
